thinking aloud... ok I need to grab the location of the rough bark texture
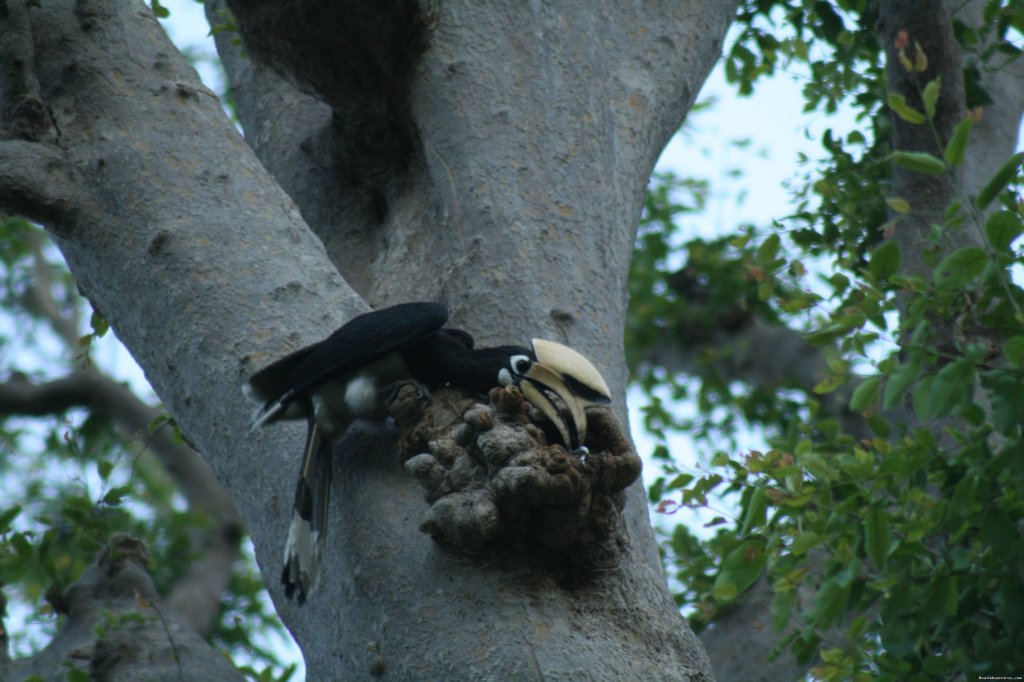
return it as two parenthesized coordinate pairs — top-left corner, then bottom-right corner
(0, 0), (738, 679)
(882, 0), (971, 280)
(1, 535), (244, 681)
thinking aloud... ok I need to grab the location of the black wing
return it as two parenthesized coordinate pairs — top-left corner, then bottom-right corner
(246, 302), (448, 408)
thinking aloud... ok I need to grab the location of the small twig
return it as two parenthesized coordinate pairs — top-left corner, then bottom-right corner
(140, 591), (186, 682)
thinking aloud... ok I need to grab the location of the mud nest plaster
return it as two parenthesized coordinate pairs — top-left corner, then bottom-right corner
(390, 385), (641, 568)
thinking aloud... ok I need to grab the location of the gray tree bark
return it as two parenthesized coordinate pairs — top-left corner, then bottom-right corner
(0, 0), (738, 679)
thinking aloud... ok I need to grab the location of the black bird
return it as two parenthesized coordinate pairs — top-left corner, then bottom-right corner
(243, 302), (611, 603)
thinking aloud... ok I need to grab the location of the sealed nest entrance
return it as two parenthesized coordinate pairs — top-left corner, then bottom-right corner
(389, 385), (641, 575)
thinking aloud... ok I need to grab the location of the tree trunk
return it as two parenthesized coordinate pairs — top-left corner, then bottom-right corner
(0, 0), (737, 678)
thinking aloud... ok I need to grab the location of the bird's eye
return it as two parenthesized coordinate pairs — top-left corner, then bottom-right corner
(511, 355), (532, 375)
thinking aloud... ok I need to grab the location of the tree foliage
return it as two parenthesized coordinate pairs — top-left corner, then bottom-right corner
(630, 1), (1024, 679)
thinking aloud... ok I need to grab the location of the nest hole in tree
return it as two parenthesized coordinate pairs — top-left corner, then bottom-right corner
(389, 383), (642, 581)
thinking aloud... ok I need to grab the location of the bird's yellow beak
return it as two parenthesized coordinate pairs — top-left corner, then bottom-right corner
(519, 339), (611, 450)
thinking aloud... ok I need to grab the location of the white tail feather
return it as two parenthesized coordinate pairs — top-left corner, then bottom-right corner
(250, 400), (285, 431)
(282, 510), (322, 602)
(242, 382), (291, 431)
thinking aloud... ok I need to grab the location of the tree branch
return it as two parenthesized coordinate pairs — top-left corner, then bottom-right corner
(0, 140), (85, 226)
(0, 0), (87, 225)
(0, 369), (241, 635)
(0, 367), (239, 516)
(647, 319), (863, 431)
(0, 0), (57, 142)
(1, 369), (234, 474)
(0, 535), (245, 681)
(952, 0), (1024, 198)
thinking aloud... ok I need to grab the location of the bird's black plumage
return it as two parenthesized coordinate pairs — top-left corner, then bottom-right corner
(245, 302), (450, 424)
(244, 302), (611, 603)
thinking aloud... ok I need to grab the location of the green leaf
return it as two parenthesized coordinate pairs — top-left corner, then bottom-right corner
(740, 487), (767, 536)
(923, 654), (949, 675)
(889, 150), (946, 174)
(771, 589), (795, 631)
(713, 541), (766, 601)
(97, 460), (114, 481)
(886, 92), (926, 124)
(982, 371), (1024, 435)
(868, 240), (901, 279)
(814, 1), (843, 41)
(791, 532), (823, 557)
(933, 246), (987, 290)
(10, 532), (33, 558)
(943, 118), (973, 166)
(757, 233), (781, 263)
(927, 360), (975, 419)
(921, 77), (941, 120)
(779, 295), (817, 313)
(976, 151), (1024, 209)
(848, 614), (869, 641)
(882, 358), (921, 409)
(810, 578), (849, 629)
(866, 414), (890, 437)
(813, 375), (844, 395)
(0, 505), (21, 532)
(885, 197), (910, 214)
(102, 485), (132, 507)
(666, 473), (694, 491)
(712, 581), (738, 602)
(63, 494), (93, 514)
(912, 375), (935, 422)
(147, 413), (170, 432)
(984, 211), (1022, 253)
(90, 311), (110, 338)
(150, 0), (170, 19)
(1006, 336), (1024, 369)
(941, 576), (958, 616)
(849, 376), (881, 412)
(863, 509), (891, 568)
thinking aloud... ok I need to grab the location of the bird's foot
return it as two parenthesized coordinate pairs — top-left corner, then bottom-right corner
(381, 380), (430, 406)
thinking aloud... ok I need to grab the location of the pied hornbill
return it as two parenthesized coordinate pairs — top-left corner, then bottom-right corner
(243, 302), (612, 603)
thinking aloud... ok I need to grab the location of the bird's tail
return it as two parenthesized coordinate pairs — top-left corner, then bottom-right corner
(281, 415), (332, 604)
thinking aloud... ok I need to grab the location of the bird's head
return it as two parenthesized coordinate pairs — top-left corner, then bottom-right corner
(498, 339), (612, 451)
